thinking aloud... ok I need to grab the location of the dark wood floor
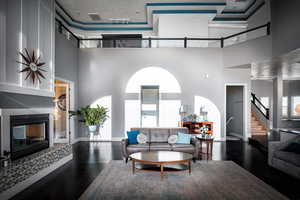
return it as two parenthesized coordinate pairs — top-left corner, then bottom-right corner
(11, 141), (300, 200)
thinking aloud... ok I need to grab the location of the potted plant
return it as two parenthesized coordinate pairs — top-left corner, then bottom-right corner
(72, 105), (109, 133)
(187, 114), (199, 122)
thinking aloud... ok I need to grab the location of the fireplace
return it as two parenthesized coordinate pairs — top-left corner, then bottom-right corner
(10, 114), (50, 160)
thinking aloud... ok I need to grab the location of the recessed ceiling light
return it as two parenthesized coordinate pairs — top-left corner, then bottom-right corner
(108, 18), (130, 23)
(88, 13), (101, 21)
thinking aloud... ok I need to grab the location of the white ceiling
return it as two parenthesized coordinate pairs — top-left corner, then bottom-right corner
(252, 48), (300, 80)
(56, 0), (253, 22)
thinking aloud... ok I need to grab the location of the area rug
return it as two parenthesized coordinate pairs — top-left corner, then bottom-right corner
(79, 160), (287, 200)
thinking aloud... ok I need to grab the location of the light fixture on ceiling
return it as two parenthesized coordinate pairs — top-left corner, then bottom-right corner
(108, 18), (130, 24)
(88, 13), (101, 21)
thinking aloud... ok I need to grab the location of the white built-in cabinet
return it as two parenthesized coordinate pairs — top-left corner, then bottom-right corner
(0, 0), (55, 97)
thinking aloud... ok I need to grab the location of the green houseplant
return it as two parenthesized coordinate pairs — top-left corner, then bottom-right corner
(72, 105), (109, 133)
(187, 114), (199, 122)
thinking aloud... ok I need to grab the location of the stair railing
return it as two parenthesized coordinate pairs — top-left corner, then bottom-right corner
(226, 116), (234, 126)
(251, 93), (270, 120)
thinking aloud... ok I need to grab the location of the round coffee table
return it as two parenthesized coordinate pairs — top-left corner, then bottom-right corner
(129, 151), (193, 180)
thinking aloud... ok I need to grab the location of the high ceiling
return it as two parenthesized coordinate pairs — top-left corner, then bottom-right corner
(56, 0), (256, 23)
(252, 49), (300, 80)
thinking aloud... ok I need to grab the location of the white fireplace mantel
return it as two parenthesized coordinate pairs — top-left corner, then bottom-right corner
(0, 108), (54, 157)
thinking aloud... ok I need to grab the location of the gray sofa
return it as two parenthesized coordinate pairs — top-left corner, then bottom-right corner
(269, 131), (300, 179)
(121, 127), (200, 162)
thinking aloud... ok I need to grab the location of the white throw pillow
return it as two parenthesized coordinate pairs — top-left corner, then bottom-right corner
(168, 135), (178, 144)
(137, 133), (147, 144)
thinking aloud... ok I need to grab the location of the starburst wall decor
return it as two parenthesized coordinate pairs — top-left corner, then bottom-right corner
(17, 48), (46, 84)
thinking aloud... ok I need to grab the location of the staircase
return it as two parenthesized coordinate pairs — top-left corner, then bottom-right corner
(249, 114), (268, 152)
(249, 93), (269, 153)
(251, 114), (267, 136)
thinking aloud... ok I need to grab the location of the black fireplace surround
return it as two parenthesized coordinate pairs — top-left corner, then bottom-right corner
(10, 114), (49, 160)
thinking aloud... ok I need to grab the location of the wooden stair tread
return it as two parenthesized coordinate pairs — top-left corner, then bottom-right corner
(251, 113), (268, 136)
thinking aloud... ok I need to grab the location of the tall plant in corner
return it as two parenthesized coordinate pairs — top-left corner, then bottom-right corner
(73, 105), (109, 133)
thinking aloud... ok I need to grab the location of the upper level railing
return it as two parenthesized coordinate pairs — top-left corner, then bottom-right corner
(251, 93), (270, 120)
(55, 18), (270, 49)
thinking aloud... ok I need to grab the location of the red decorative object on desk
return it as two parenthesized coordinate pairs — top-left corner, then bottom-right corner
(181, 121), (213, 134)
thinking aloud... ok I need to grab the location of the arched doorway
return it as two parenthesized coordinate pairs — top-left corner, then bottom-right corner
(194, 96), (221, 140)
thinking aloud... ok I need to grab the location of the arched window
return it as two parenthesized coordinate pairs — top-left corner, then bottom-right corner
(125, 67), (181, 93)
(125, 67), (181, 132)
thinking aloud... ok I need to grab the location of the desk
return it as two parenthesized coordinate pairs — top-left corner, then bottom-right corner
(196, 136), (214, 159)
(181, 121), (213, 134)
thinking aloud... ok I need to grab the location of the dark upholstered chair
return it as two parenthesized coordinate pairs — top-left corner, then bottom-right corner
(269, 132), (300, 179)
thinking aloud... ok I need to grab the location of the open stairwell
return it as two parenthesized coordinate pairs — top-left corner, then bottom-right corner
(251, 114), (267, 136)
(249, 113), (268, 153)
(249, 93), (270, 153)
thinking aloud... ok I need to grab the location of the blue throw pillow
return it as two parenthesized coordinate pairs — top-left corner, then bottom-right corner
(127, 130), (140, 144)
(176, 132), (191, 144)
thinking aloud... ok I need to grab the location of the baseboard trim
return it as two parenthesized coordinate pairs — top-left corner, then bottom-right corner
(73, 137), (226, 143)
(216, 138), (226, 142)
(71, 137), (82, 144)
(0, 154), (73, 200)
(227, 132), (243, 139)
(72, 137), (123, 143)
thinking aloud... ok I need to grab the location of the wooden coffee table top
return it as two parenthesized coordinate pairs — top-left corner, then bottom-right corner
(130, 151), (193, 164)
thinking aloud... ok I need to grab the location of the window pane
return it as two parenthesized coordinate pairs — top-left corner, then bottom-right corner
(159, 100), (181, 127)
(141, 86), (159, 127)
(282, 96), (288, 117)
(260, 97), (269, 109)
(141, 116), (157, 127)
(141, 104), (157, 111)
(292, 96), (300, 116)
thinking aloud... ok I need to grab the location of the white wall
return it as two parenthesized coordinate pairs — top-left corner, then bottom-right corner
(157, 14), (215, 47)
(223, 35), (272, 68)
(271, 0), (300, 57)
(78, 48), (251, 140)
(55, 30), (80, 139)
(0, 0), (55, 97)
(252, 80), (273, 99)
(158, 14), (214, 38)
(0, 0), (56, 107)
(0, 0), (6, 83)
(252, 79), (273, 108)
(247, 0), (271, 40)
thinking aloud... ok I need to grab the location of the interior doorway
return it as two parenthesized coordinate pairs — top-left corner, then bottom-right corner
(225, 85), (245, 141)
(54, 79), (74, 144)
